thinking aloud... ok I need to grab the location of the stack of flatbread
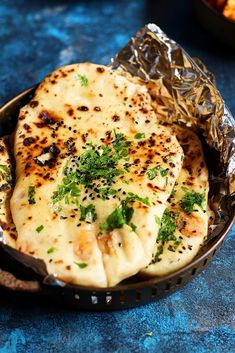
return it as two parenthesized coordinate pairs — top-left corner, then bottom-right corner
(0, 63), (212, 287)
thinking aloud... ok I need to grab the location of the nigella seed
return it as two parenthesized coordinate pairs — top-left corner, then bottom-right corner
(77, 106), (89, 111)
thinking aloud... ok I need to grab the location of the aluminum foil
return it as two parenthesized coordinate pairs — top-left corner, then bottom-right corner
(0, 23), (234, 288)
(111, 23), (235, 229)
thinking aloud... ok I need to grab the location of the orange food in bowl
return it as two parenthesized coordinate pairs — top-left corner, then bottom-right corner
(206, 0), (235, 21)
(223, 0), (235, 21)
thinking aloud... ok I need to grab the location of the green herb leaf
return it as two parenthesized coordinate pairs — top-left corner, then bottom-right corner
(51, 133), (132, 205)
(147, 167), (158, 180)
(180, 189), (205, 213)
(158, 166), (168, 177)
(167, 156), (174, 162)
(152, 243), (164, 263)
(126, 192), (151, 207)
(80, 204), (97, 223)
(100, 203), (134, 231)
(72, 145), (123, 186)
(53, 206), (62, 214)
(76, 74), (88, 87)
(36, 225), (44, 233)
(154, 215), (161, 225)
(134, 133), (146, 139)
(130, 223), (137, 231)
(47, 246), (56, 254)
(158, 209), (178, 242)
(99, 187), (117, 200)
(74, 262), (88, 269)
(169, 187), (177, 199)
(52, 175), (80, 205)
(0, 164), (12, 183)
(28, 186), (36, 205)
(113, 131), (132, 159)
(99, 192), (149, 231)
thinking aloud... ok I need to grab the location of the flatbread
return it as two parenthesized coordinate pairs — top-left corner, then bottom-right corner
(141, 125), (211, 277)
(10, 63), (183, 287)
(0, 137), (17, 247)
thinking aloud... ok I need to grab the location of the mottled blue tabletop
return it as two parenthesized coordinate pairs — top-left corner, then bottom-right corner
(0, 1), (234, 352)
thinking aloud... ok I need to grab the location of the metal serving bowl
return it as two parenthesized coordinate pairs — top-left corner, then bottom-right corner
(0, 86), (234, 311)
(193, 0), (235, 49)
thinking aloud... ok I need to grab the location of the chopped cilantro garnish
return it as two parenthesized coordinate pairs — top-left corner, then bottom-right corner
(113, 130), (132, 159)
(0, 164), (12, 183)
(158, 166), (168, 177)
(147, 167), (158, 180)
(47, 246), (56, 254)
(76, 74), (88, 87)
(151, 209), (179, 263)
(147, 166), (168, 180)
(99, 187), (117, 200)
(173, 239), (182, 250)
(100, 192), (149, 231)
(152, 243), (164, 263)
(52, 133), (132, 205)
(165, 176), (168, 187)
(54, 206), (62, 214)
(134, 133), (146, 139)
(180, 189), (205, 213)
(158, 209), (178, 242)
(74, 262), (88, 269)
(130, 223), (137, 231)
(126, 192), (151, 207)
(80, 204), (97, 223)
(154, 215), (161, 225)
(169, 187), (177, 199)
(36, 225), (44, 233)
(71, 145), (123, 186)
(28, 186), (36, 205)
(52, 176), (80, 205)
(100, 203), (134, 231)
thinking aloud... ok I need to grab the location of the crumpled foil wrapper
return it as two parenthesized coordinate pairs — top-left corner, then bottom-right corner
(111, 24), (235, 233)
(0, 23), (234, 287)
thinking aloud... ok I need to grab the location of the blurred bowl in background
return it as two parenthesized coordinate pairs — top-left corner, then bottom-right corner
(193, 0), (235, 49)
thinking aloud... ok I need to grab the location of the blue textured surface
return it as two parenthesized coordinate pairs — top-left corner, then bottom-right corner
(0, 1), (234, 352)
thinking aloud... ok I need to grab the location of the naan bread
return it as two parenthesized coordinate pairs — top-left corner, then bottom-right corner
(141, 125), (211, 277)
(10, 63), (184, 287)
(0, 137), (17, 247)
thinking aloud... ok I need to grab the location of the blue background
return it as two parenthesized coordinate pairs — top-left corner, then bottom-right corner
(0, 1), (234, 352)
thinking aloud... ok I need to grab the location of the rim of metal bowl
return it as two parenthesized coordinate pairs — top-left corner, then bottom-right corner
(0, 85), (234, 304)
